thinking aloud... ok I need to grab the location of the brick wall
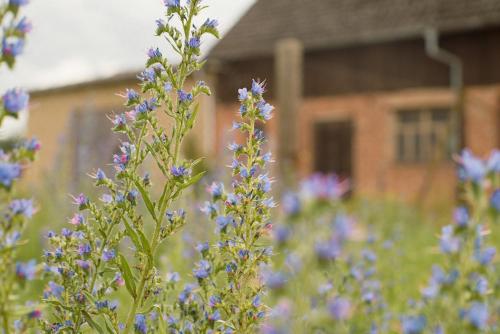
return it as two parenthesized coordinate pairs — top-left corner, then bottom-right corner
(215, 85), (500, 204)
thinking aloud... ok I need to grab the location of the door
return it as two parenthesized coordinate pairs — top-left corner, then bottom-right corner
(313, 120), (353, 180)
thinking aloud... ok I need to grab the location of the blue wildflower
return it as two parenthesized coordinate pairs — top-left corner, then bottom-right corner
(15, 17), (32, 34)
(163, 0), (180, 8)
(453, 206), (469, 227)
(134, 314), (147, 334)
(238, 88), (248, 101)
(9, 199), (34, 218)
(171, 165), (190, 177)
(257, 100), (274, 120)
(475, 246), (496, 266)
(327, 297), (351, 320)
(491, 189), (500, 212)
(147, 47), (162, 59)
(463, 303), (489, 329)
(102, 249), (116, 262)
(215, 215), (232, 232)
(2, 88), (29, 114)
(0, 162), (21, 187)
(178, 89), (193, 103)
(2, 37), (25, 57)
(251, 79), (265, 95)
(188, 36), (201, 49)
(439, 225), (460, 254)
(401, 315), (426, 334)
(458, 150), (486, 183)
(193, 260), (211, 279)
(9, 0), (29, 6)
(16, 260), (36, 280)
(203, 18), (218, 29)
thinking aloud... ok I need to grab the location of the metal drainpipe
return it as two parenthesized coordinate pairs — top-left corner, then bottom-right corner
(424, 28), (464, 152)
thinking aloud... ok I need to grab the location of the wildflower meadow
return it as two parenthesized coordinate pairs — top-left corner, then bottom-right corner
(0, 0), (499, 333)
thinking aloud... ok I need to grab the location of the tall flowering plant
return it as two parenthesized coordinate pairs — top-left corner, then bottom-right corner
(403, 150), (500, 333)
(0, 0), (41, 332)
(165, 81), (275, 333)
(41, 1), (218, 332)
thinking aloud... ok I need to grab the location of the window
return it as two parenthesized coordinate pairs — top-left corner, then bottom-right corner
(69, 107), (124, 187)
(395, 107), (451, 163)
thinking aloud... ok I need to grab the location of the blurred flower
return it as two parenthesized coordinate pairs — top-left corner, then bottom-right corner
(2, 88), (29, 114)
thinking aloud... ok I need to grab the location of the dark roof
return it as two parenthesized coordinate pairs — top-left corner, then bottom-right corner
(210, 0), (500, 60)
(30, 71), (138, 96)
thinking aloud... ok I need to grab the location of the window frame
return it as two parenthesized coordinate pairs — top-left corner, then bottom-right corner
(394, 106), (452, 164)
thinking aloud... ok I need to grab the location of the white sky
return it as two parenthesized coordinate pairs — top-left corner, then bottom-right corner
(0, 0), (255, 91)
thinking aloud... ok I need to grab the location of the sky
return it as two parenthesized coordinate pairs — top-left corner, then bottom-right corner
(0, 0), (255, 91)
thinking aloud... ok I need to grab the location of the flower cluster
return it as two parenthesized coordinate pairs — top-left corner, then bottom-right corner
(0, 1), (41, 332)
(41, 1), (218, 333)
(164, 80), (275, 333)
(402, 150), (499, 333)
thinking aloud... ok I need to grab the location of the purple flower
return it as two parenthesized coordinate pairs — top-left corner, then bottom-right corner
(16, 260), (36, 280)
(282, 192), (301, 215)
(15, 17), (32, 34)
(148, 47), (162, 59)
(187, 36), (201, 49)
(262, 270), (287, 290)
(203, 18), (218, 29)
(46, 281), (64, 299)
(78, 243), (92, 256)
(0, 162), (21, 187)
(2, 37), (25, 57)
(9, 0), (29, 6)
(2, 88), (29, 114)
(72, 193), (89, 210)
(491, 189), (500, 212)
(327, 297), (351, 320)
(177, 89), (193, 103)
(475, 246), (496, 266)
(171, 165), (190, 177)
(257, 100), (274, 120)
(163, 0), (180, 7)
(9, 199), (34, 218)
(76, 260), (91, 270)
(196, 242), (209, 254)
(486, 149), (500, 173)
(28, 309), (42, 319)
(453, 206), (469, 227)
(207, 182), (224, 198)
(193, 260), (211, 279)
(24, 137), (41, 152)
(463, 303), (489, 329)
(215, 215), (232, 232)
(238, 88), (248, 101)
(102, 249), (116, 262)
(134, 314), (147, 334)
(315, 240), (341, 261)
(439, 225), (460, 254)
(458, 149), (486, 183)
(251, 79), (265, 95)
(401, 315), (426, 334)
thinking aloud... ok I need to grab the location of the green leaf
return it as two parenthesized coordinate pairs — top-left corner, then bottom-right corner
(119, 254), (137, 298)
(82, 290), (97, 305)
(123, 218), (142, 251)
(103, 316), (116, 334)
(137, 229), (153, 264)
(134, 178), (157, 220)
(82, 310), (104, 333)
(43, 300), (73, 311)
(181, 171), (206, 189)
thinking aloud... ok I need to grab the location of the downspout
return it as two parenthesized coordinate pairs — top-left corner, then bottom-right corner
(424, 28), (464, 152)
(417, 28), (464, 205)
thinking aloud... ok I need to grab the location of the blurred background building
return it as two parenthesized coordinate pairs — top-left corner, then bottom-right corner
(13, 0), (500, 204)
